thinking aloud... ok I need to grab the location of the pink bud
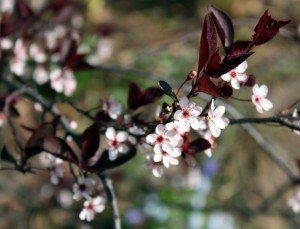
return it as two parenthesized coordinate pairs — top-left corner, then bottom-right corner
(187, 70), (197, 80)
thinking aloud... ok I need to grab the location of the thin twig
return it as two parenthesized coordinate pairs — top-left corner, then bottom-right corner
(98, 172), (121, 229)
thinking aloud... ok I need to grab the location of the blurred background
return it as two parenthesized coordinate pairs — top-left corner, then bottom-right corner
(1, 0), (300, 228)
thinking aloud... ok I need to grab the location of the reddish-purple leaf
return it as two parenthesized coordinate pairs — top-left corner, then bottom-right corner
(16, 0), (34, 19)
(189, 138), (211, 154)
(252, 10), (291, 46)
(197, 76), (223, 98)
(128, 83), (142, 110)
(208, 5), (234, 52)
(87, 148), (136, 173)
(219, 85), (233, 98)
(198, 14), (218, 72)
(128, 83), (163, 110)
(42, 136), (78, 164)
(229, 41), (252, 55)
(81, 123), (100, 163)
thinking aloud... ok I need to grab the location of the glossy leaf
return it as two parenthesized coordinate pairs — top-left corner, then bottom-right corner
(81, 123), (100, 163)
(208, 5), (234, 52)
(252, 10), (291, 46)
(198, 14), (217, 72)
(189, 138), (211, 155)
(158, 80), (177, 101)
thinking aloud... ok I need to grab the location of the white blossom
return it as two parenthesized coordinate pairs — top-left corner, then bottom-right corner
(105, 127), (128, 161)
(221, 61), (248, 89)
(207, 100), (229, 138)
(292, 109), (300, 135)
(153, 143), (181, 168)
(73, 177), (95, 201)
(174, 97), (204, 130)
(252, 84), (273, 113)
(49, 157), (64, 185)
(33, 66), (49, 85)
(79, 196), (106, 222)
(287, 191), (300, 213)
(102, 97), (122, 120)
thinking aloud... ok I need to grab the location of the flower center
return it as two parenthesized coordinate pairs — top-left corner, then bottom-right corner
(230, 71), (237, 78)
(156, 135), (164, 143)
(86, 203), (94, 211)
(182, 109), (190, 118)
(111, 139), (119, 147)
(79, 184), (86, 192)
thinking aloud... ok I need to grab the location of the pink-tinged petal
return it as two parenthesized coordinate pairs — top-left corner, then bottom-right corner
(214, 117), (227, 129)
(204, 148), (212, 157)
(146, 134), (157, 144)
(236, 73), (248, 82)
(189, 117), (201, 130)
(236, 61), (248, 73)
(171, 148), (182, 157)
(259, 85), (268, 97)
(165, 130), (176, 139)
(255, 104), (264, 113)
(156, 124), (165, 135)
(261, 99), (273, 111)
(118, 144), (129, 153)
(178, 119), (189, 131)
(213, 105), (226, 117)
(116, 131), (128, 142)
(231, 78), (241, 90)
(162, 142), (174, 153)
(162, 157), (170, 168)
(152, 165), (163, 177)
(170, 134), (183, 147)
(179, 97), (189, 109)
(109, 149), (118, 161)
(167, 156), (179, 165)
(153, 154), (162, 163)
(153, 144), (162, 154)
(190, 106), (202, 116)
(252, 84), (260, 95)
(86, 210), (95, 222)
(221, 73), (231, 81)
(209, 121), (221, 138)
(79, 209), (87, 220)
(105, 127), (116, 140)
(94, 204), (105, 213)
(174, 110), (182, 120)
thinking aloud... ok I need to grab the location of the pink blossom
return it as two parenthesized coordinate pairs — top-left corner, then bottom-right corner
(207, 100), (229, 138)
(174, 97), (204, 130)
(79, 196), (106, 222)
(153, 143), (182, 168)
(221, 61), (248, 89)
(73, 177), (95, 201)
(105, 127), (128, 161)
(49, 157), (64, 185)
(102, 97), (122, 120)
(251, 84), (273, 113)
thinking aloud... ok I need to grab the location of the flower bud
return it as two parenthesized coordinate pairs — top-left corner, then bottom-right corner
(186, 70), (197, 80)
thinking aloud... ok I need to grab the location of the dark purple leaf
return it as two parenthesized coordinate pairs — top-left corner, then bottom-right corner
(198, 14), (218, 72)
(208, 5), (234, 52)
(252, 10), (291, 46)
(197, 76), (223, 98)
(189, 138), (211, 154)
(244, 74), (256, 87)
(88, 148), (136, 173)
(81, 123), (100, 163)
(128, 83), (142, 110)
(219, 85), (233, 98)
(16, 0), (34, 19)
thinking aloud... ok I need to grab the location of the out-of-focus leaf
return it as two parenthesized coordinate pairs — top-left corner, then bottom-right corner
(158, 80), (176, 101)
(88, 148), (136, 173)
(189, 138), (211, 154)
(81, 123), (100, 163)
(0, 146), (17, 166)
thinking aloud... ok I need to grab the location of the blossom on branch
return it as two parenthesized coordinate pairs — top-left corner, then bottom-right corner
(251, 84), (273, 113)
(221, 61), (248, 90)
(105, 127), (129, 161)
(73, 177), (95, 201)
(79, 196), (106, 222)
(287, 191), (300, 213)
(207, 100), (229, 138)
(174, 97), (204, 130)
(153, 143), (182, 168)
(102, 97), (122, 120)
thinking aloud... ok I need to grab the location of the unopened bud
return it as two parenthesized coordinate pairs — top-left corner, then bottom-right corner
(187, 70), (197, 80)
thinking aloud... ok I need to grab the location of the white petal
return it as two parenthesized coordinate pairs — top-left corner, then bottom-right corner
(252, 84), (260, 95)
(236, 61), (248, 73)
(209, 121), (221, 138)
(179, 97), (189, 109)
(259, 85), (268, 97)
(109, 149), (118, 161)
(153, 144), (162, 154)
(221, 73), (231, 81)
(174, 110), (182, 120)
(190, 106), (202, 116)
(153, 154), (162, 163)
(171, 148), (182, 157)
(237, 73), (248, 82)
(165, 130), (176, 139)
(118, 144), (129, 153)
(162, 157), (170, 168)
(261, 99), (273, 111)
(162, 142), (174, 153)
(116, 131), (128, 142)
(231, 78), (241, 90)
(189, 117), (201, 130)
(79, 209), (87, 220)
(105, 127), (116, 140)
(156, 124), (165, 135)
(213, 105), (225, 117)
(146, 134), (157, 144)
(152, 165), (163, 177)
(167, 156), (179, 166)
